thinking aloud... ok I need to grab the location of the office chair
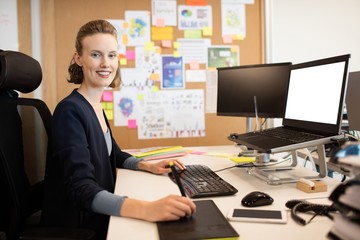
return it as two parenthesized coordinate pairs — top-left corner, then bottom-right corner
(0, 50), (95, 240)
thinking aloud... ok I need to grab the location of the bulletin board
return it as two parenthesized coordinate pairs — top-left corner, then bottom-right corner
(52, 0), (264, 149)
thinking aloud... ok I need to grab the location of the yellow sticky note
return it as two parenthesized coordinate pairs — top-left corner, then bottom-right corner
(137, 93), (144, 100)
(202, 27), (212, 36)
(233, 34), (245, 40)
(104, 110), (114, 120)
(151, 26), (173, 40)
(145, 42), (155, 51)
(229, 157), (256, 163)
(152, 86), (159, 92)
(184, 30), (202, 38)
(173, 51), (180, 57)
(150, 73), (160, 81)
(173, 42), (179, 49)
(120, 58), (127, 65)
(122, 34), (128, 45)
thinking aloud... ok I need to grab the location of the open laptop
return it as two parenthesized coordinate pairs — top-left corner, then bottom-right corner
(229, 54), (351, 153)
(346, 71), (360, 131)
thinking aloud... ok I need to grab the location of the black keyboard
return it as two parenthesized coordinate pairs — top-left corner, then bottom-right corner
(258, 127), (323, 143)
(168, 164), (238, 198)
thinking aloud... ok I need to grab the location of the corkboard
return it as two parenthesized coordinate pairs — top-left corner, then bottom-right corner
(50, 0), (264, 149)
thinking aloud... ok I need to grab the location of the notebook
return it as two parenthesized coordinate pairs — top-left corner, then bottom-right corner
(229, 54), (351, 153)
(157, 200), (239, 240)
(345, 71), (360, 131)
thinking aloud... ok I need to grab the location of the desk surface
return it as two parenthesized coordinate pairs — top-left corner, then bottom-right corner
(107, 145), (341, 240)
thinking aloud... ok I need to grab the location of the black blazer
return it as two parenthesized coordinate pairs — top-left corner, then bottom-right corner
(42, 90), (132, 239)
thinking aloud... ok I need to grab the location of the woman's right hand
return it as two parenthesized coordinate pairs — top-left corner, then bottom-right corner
(121, 194), (196, 222)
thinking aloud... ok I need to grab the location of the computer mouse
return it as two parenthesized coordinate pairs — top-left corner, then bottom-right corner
(241, 191), (274, 207)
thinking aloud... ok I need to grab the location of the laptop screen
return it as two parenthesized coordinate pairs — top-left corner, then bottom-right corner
(283, 54), (350, 135)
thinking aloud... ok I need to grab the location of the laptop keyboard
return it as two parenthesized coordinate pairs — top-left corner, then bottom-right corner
(168, 164), (238, 198)
(258, 127), (324, 143)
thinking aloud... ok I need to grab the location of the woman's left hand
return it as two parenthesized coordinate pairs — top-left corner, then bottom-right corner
(138, 159), (186, 175)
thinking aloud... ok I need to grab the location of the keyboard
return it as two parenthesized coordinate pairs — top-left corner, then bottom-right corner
(257, 127), (323, 143)
(168, 164), (238, 198)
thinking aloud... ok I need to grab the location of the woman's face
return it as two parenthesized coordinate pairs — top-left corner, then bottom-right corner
(75, 33), (118, 88)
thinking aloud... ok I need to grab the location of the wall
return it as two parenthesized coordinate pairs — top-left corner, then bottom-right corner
(265, 0), (360, 71)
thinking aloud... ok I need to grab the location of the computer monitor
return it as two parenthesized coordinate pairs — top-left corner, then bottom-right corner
(216, 63), (292, 119)
(346, 71), (360, 131)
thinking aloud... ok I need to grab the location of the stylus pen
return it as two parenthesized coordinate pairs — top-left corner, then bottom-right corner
(169, 161), (186, 197)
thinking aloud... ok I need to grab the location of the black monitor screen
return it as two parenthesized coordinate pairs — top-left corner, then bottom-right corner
(217, 63), (292, 118)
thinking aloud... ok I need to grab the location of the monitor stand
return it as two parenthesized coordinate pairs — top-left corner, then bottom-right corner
(246, 144), (328, 185)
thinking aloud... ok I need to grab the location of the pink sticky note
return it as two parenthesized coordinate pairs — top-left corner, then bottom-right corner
(156, 18), (165, 27)
(102, 91), (113, 102)
(222, 34), (233, 44)
(126, 50), (135, 60)
(128, 119), (137, 129)
(161, 40), (172, 48)
(189, 60), (200, 70)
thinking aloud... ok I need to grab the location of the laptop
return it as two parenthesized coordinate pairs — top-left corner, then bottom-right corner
(346, 71), (360, 131)
(229, 54), (351, 153)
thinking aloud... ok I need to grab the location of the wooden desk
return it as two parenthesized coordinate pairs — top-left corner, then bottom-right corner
(107, 145), (341, 240)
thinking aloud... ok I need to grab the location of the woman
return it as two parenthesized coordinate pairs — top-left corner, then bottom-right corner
(41, 19), (196, 240)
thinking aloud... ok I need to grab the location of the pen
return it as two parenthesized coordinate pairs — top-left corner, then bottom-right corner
(169, 161), (186, 197)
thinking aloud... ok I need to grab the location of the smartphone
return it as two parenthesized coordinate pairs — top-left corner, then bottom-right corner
(227, 208), (287, 224)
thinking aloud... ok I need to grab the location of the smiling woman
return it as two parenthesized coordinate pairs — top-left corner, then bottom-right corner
(41, 19), (196, 240)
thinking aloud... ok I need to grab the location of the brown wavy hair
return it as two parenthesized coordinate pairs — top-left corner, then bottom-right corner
(67, 19), (120, 88)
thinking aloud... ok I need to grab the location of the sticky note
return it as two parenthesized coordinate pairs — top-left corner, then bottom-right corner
(202, 27), (212, 36)
(189, 60), (200, 70)
(161, 40), (172, 48)
(125, 50), (135, 60)
(128, 119), (137, 129)
(150, 73), (160, 81)
(156, 18), (165, 27)
(222, 34), (233, 43)
(102, 91), (113, 102)
(173, 51), (180, 57)
(104, 110), (114, 120)
(229, 157), (256, 163)
(173, 42), (179, 49)
(184, 30), (202, 39)
(122, 34), (128, 45)
(145, 42), (155, 51)
(120, 58), (127, 65)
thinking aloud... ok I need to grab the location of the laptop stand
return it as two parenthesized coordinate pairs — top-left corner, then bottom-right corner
(246, 144), (328, 185)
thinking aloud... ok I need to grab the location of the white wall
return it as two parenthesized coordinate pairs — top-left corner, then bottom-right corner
(265, 0), (360, 72)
